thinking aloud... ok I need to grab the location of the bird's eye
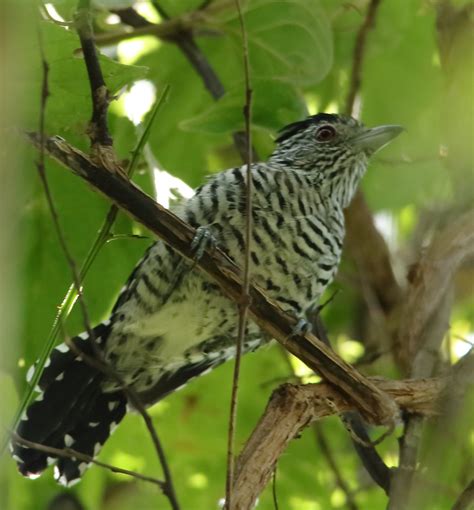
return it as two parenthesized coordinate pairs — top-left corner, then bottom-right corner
(315, 125), (336, 142)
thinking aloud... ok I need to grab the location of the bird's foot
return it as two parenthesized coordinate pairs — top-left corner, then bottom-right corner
(290, 318), (313, 338)
(191, 226), (217, 260)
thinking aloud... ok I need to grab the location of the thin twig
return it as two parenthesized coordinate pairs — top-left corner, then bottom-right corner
(225, 1), (252, 508)
(272, 466), (279, 510)
(150, 2), (227, 100)
(94, 13), (201, 48)
(11, 433), (165, 488)
(344, 0), (382, 116)
(35, 10), (97, 358)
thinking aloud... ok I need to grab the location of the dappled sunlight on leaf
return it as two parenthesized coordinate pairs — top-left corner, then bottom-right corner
(337, 335), (364, 363)
(187, 472), (209, 489)
(289, 496), (321, 510)
(117, 36), (161, 65)
(108, 452), (146, 479)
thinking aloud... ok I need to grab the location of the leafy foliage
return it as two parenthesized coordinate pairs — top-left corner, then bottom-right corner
(1, 0), (473, 509)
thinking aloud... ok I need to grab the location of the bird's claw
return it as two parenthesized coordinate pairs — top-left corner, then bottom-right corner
(290, 318), (312, 338)
(191, 226), (217, 260)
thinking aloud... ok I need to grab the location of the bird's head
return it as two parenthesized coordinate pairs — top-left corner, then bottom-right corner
(269, 113), (403, 206)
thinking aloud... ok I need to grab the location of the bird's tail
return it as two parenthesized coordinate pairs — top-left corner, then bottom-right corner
(12, 321), (127, 486)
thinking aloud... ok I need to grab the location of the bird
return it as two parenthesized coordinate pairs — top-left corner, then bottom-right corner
(12, 113), (402, 486)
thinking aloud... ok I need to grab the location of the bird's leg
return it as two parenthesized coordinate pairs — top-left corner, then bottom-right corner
(290, 318), (313, 337)
(190, 226), (217, 260)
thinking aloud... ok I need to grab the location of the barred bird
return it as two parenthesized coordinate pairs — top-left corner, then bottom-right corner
(12, 113), (402, 486)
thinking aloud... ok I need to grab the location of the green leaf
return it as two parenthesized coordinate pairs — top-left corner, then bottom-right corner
(180, 78), (308, 134)
(27, 21), (148, 136)
(218, 0), (333, 86)
(360, 0), (450, 210)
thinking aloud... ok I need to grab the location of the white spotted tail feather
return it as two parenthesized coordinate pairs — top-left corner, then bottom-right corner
(12, 321), (127, 487)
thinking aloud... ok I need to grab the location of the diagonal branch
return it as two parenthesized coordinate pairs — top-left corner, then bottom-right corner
(26, 132), (399, 427)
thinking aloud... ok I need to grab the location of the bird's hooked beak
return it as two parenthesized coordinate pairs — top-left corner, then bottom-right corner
(350, 124), (404, 153)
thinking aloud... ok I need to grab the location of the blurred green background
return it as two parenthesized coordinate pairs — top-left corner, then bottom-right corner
(1, 0), (473, 509)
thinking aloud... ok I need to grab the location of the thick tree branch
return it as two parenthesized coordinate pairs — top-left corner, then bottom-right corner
(26, 132), (399, 427)
(232, 377), (445, 509)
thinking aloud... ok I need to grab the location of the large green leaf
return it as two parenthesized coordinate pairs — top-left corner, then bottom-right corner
(180, 78), (307, 134)
(214, 0), (333, 86)
(25, 21), (148, 137)
(359, 0), (450, 210)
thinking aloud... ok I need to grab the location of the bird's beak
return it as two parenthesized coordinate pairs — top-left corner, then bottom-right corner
(351, 125), (404, 153)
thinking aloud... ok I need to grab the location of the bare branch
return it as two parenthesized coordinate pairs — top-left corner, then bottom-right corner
(232, 377), (444, 509)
